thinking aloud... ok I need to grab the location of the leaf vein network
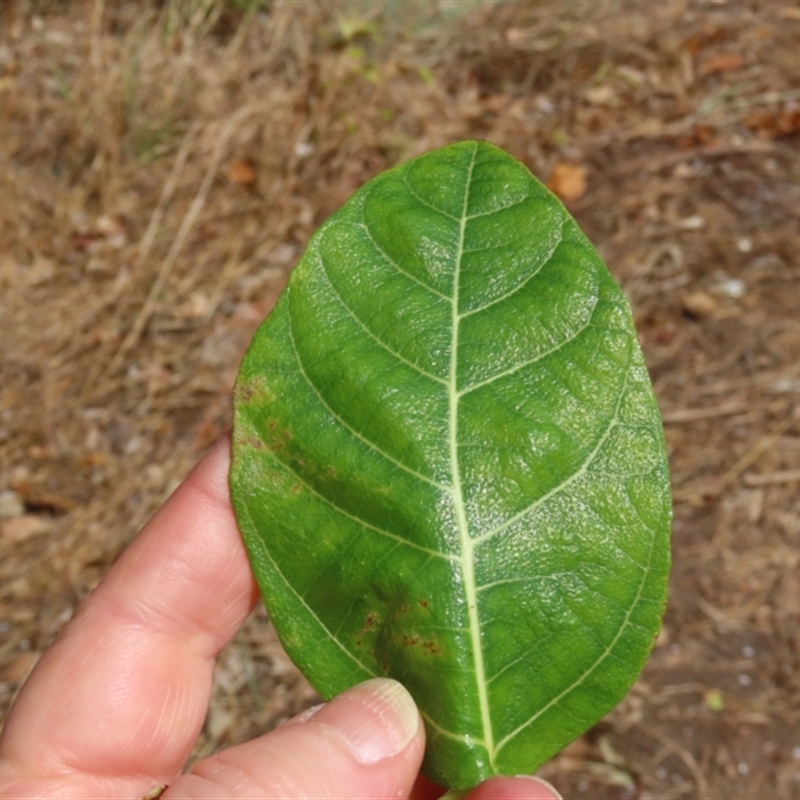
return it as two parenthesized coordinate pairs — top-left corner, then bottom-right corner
(316, 243), (447, 386)
(492, 383), (659, 758)
(287, 314), (449, 492)
(401, 173), (461, 221)
(485, 632), (558, 686)
(422, 711), (488, 748)
(473, 351), (635, 546)
(458, 288), (599, 396)
(464, 194), (531, 221)
(358, 217), (451, 301)
(458, 216), (566, 320)
(261, 442), (453, 561)
(476, 573), (567, 593)
(241, 503), (379, 679)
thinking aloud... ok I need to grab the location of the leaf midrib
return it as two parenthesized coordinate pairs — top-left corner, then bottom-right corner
(449, 142), (496, 767)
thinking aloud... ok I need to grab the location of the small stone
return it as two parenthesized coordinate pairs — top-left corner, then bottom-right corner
(0, 489), (24, 519)
(678, 215), (706, 230)
(1, 514), (51, 541)
(682, 290), (719, 319)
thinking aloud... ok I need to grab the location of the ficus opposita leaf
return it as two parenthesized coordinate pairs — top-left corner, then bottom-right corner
(230, 140), (671, 791)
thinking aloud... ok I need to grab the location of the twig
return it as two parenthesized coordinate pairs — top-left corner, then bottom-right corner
(661, 403), (751, 424)
(673, 410), (798, 502)
(606, 139), (775, 179)
(69, 121), (201, 350)
(744, 469), (800, 487)
(88, 0), (105, 72)
(135, 120), (202, 274)
(104, 107), (253, 378)
(693, 362), (800, 396)
(720, 411), (798, 488)
(724, 87), (800, 111)
(640, 727), (710, 800)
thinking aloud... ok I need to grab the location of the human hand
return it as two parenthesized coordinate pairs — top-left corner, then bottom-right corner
(0, 438), (561, 800)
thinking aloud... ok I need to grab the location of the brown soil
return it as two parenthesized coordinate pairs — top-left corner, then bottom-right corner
(2, 1), (800, 797)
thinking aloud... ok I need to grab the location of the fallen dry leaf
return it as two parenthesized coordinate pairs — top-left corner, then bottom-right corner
(547, 162), (588, 202)
(227, 159), (257, 186)
(698, 52), (743, 76)
(743, 107), (800, 140)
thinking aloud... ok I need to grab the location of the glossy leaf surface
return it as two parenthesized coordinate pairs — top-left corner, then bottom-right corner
(230, 141), (671, 790)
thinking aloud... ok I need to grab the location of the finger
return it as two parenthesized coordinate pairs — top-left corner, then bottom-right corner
(465, 775), (562, 800)
(0, 438), (259, 797)
(164, 678), (425, 800)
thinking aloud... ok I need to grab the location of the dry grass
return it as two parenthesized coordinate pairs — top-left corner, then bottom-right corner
(2, 1), (800, 797)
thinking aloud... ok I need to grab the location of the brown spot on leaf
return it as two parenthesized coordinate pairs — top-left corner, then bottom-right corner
(239, 384), (257, 402)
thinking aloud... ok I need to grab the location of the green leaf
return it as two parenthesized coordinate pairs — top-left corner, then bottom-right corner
(230, 140), (671, 790)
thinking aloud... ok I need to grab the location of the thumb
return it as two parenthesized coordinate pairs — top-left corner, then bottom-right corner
(163, 678), (425, 800)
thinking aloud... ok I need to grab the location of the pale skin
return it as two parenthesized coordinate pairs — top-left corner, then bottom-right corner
(0, 438), (561, 800)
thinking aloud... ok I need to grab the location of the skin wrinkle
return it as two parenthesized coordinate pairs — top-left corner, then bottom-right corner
(136, 677), (200, 767)
(179, 712), (394, 800)
(88, 583), (217, 665)
(183, 750), (276, 799)
(0, 774), (152, 800)
(25, 623), (153, 775)
(71, 627), (203, 773)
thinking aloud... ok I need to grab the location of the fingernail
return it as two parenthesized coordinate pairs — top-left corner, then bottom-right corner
(513, 775), (563, 799)
(325, 678), (420, 764)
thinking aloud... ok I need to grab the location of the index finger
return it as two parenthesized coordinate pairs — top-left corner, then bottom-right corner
(0, 437), (259, 796)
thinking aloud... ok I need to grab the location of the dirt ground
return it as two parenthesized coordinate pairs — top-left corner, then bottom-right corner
(2, 1), (800, 797)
